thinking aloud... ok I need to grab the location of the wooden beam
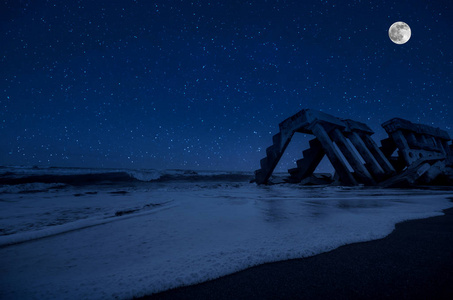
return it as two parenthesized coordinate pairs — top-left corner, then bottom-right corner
(348, 132), (385, 180)
(311, 123), (357, 186)
(290, 138), (325, 182)
(391, 131), (414, 165)
(331, 129), (375, 185)
(361, 134), (396, 175)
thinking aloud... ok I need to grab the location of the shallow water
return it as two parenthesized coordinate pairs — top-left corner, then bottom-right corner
(1, 167), (453, 299)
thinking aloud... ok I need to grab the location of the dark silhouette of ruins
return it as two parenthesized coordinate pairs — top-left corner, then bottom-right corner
(254, 109), (453, 187)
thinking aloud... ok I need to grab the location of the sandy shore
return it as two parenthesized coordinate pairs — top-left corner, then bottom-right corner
(138, 199), (453, 300)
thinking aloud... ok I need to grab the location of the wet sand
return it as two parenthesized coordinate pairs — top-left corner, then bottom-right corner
(138, 200), (453, 300)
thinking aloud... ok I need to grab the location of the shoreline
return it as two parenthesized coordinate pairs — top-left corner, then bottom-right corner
(138, 199), (453, 300)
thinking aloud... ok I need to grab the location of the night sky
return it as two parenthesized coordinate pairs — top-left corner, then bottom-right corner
(1, 0), (452, 171)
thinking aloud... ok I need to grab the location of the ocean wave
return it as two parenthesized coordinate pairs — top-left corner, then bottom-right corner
(0, 182), (67, 194)
(0, 167), (253, 186)
(0, 172), (137, 186)
(0, 202), (177, 247)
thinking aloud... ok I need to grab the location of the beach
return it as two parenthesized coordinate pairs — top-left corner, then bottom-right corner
(1, 167), (453, 299)
(141, 202), (453, 300)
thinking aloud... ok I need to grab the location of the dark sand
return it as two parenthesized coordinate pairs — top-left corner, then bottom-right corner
(138, 202), (453, 300)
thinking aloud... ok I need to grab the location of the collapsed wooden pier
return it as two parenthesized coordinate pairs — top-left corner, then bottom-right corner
(254, 109), (453, 187)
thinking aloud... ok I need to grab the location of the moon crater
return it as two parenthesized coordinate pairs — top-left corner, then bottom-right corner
(389, 22), (411, 44)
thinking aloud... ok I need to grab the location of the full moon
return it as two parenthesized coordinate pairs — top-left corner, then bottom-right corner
(389, 21), (411, 44)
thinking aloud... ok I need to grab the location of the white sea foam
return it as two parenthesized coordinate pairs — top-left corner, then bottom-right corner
(0, 203), (176, 247)
(126, 169), (162, 181)
(0, 182), (66, 194)
(0, 180), (452, 300)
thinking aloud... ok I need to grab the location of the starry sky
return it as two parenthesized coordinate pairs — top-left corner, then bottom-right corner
(1, 0), (452, 171)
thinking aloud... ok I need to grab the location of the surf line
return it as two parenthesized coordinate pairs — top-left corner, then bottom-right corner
(0, 201), (177, 248)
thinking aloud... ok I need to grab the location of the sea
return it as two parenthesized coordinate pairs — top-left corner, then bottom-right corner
(1, 165), (453, 299)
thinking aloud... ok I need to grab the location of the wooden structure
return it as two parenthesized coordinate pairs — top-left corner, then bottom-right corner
(254, 109), (452, 187)
(254, 109), (395, 185)
(381, 118), (451, 168)
(379, 118), (452, 187)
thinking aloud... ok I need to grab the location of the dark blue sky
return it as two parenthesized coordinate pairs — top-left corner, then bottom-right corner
(1, 0), (452, 171)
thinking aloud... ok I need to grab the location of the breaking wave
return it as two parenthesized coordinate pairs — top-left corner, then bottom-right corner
(0, 167), (253, 186)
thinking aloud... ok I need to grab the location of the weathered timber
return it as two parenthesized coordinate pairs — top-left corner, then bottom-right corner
(360, 134), (396, 175)
(288, 138), (325, 182)
(417, 160), (445, 185)
(330, 128), (375, 185)
(254, 109), (452, 187)
(254, 109), (395, 185)
(254, 132), (293, 184)
(311, 122), (357, 186)
(382, 118), (450, 164)
(380, 118), (452, 185)
(380, 156), (445, 188)
(348, 131), (386, 180)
